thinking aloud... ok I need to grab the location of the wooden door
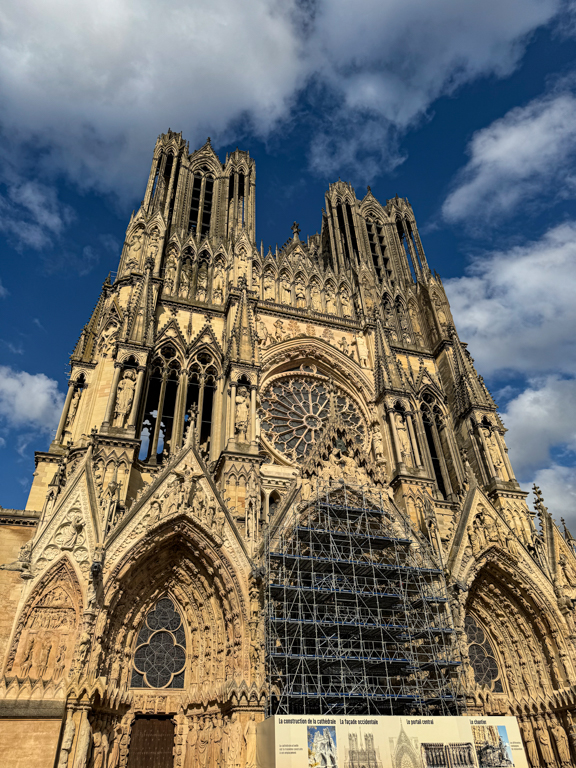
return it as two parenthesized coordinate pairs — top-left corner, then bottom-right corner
(127, 716), (175, 768)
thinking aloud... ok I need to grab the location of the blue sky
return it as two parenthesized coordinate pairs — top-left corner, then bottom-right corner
(0, 0), (575, 524)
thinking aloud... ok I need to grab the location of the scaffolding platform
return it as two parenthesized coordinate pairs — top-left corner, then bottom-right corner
(265, 482), (461, 716)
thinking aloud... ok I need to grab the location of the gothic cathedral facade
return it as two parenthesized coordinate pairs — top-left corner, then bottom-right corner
(1, 130), (576, 767)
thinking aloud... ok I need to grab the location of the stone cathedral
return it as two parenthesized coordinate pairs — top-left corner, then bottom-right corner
(1, 129), (576, 768)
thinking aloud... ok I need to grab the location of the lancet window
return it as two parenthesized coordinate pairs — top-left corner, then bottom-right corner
(138, 346), (181, 464)
(187, 166), (214, 237)
(335, 200), (359, 267)
(420, 394), (456, 499)
(464, 615), (504, 693)
(131, 597), (186, 689)
(396, 218), (419, 282)
(366, 218), (390, 282)
(184, 352), (218, 458)
(227, 170), (248, 234)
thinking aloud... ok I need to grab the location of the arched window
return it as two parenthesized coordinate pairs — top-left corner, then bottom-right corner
(421, 400), (448, 498)
(184, 351), (218, 459)
(131, 596), (186, 689)
(464, 615), (504, 693)
(138, 346), (181, 464)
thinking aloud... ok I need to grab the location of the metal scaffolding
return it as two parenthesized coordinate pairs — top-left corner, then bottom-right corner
(265, 482), (461, 716)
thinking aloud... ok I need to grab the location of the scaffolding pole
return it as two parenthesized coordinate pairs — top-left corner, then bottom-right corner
(265, 481), (462, 716)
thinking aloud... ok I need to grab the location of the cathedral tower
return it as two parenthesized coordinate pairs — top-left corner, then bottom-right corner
(1, 130), (576, 766)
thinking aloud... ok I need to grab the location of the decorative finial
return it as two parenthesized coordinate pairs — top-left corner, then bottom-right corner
(291, 221), (301, 240)
(207, 137), (211, 144)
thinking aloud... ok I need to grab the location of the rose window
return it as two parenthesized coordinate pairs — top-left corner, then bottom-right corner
(260, 374), (366, 462)
(465, 615), (503, 692)
(131, 597), (186, 689)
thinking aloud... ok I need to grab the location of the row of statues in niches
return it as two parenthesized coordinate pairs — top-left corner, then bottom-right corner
(161, 247), (359, 317)
(121, 228), (440, 339)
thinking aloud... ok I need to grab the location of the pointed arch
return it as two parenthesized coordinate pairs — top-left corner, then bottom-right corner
(4, 556), (83, 682)
(101, 518), (250, 696)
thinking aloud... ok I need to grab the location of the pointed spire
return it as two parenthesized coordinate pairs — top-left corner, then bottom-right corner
(70, 278), (109, 362)
(228, 283), (257, 365)
(450, 327), (496, 416)
(126, 258), (155, 346)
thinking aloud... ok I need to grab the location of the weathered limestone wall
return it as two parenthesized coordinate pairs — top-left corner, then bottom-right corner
(0, 718), (61, 767)
(0, 523), (36, 665)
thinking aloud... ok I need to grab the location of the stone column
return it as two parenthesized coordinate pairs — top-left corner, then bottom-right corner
(229, 383), (237, 441)
(102, 362), (123, 427)
(150, 371), (168, 462)
(250, 386), (257, 444)
(127, 366), (146, 431)
(478, 426), (497, 479)
(196, 374), (206, 441)
(54, 381), (76, 444)
(406, 413), (422, 467)
(171, 370), (188, 451)
(387, 409), (403, 469)
(434, 422), (454, 497)
(495, 430), (515, 481)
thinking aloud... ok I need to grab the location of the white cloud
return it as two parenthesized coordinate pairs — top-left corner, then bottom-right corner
(528, 464), (576, 528)
(0, 366), (64, 435)
(442, 91), (576, 224)
(0, 278), (8, 298)
(0, 177), (74, 250)
(445, 224), (576, 520)
(445, 222), (576, 377)
(501, 376), (576, 477)
(0, 0), (564, 197)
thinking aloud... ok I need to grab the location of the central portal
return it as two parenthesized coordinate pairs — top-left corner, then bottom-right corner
(127, 716), (175, 768)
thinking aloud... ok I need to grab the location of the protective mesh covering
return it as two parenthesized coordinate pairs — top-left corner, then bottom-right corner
(265, 483), (462, 715)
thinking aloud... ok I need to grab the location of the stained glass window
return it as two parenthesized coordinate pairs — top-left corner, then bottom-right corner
(260, 374), (367, 462)
(465, 614), (503, 693)
(131, 597), (186, 689)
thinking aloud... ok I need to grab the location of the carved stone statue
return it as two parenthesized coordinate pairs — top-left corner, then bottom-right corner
(244, 713), (257, 768)
(196, 718), (211, 768)
(338, 337), (349, 354)
(113, 369), (136, 427)
(235, 387), (250, 443)
(340, 288), (352, 317)
(61, 513), (84, 551)
(256, 318), (269, 347)
(66, 388), (82, 429)
(125, 232), (142, 270)
(228, 712), (243, 768)
(179, 266), (191, 299)
(394, 413), (412, 465)
(164, 253), (177, 294)
(196, 267), (208, 302)
(184, 718), (198, 768)
(274, 320), (284, 343)
(57, 716), (76, 768)
(210, 716), (223, 768)
(280, 275), (291, 304)
(535, 716), (556, 768)
(92, 730), (105, 768)
(311, 283), (321, 311)
(263, 272), (274, 300)
(550, 716), (572, 767)
(295, 278), (306, 308)
(20, 636), (35, 677)
(325, 287), (336, 314)
(73, 716), (92, 768)
(371, 427), (384, 461)
(52, 640), (67, 682)
(519, 719), (540, 768)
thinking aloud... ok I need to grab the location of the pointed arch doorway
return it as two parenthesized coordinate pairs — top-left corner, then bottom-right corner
(127, 716), (175, 768)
